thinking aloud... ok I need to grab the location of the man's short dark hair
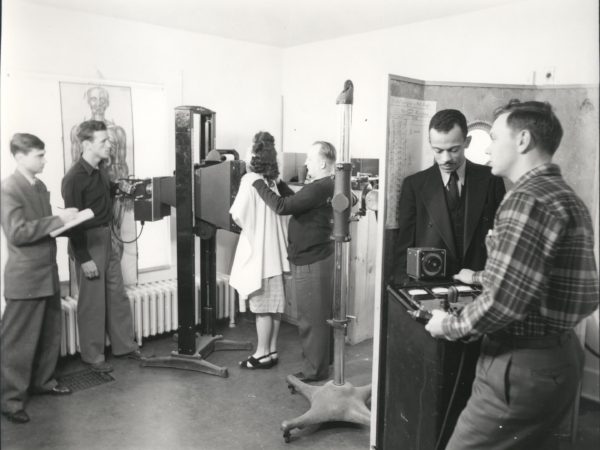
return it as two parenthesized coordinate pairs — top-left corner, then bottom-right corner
(10, 133), (45, 156)
(495, 100), (563, 155)
(312, 141), (337, 164)
(77, 120), (107, 143)
(429, 109), (468, 139)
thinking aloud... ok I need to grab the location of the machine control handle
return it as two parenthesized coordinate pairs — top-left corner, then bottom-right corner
(445, 285), (459, 311)
(407, 309), (432, 324)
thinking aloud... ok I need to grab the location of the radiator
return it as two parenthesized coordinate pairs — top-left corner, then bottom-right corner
(60, 296), (79, 357)
(59, 273), (237, 356)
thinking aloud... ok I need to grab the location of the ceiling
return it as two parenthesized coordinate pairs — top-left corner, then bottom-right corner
(24, 0), (523, 47)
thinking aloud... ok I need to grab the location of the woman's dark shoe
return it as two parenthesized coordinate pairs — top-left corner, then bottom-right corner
(239, 354), (273, 369)
(268, 351), (279, 366)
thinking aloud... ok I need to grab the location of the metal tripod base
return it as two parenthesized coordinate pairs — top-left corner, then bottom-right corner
(282, 375), (371, 442)
(140, 334), (252, 378)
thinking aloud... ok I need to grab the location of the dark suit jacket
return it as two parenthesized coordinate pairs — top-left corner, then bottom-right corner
(1, 171), (63, 299)
(394, 160), (506, 284)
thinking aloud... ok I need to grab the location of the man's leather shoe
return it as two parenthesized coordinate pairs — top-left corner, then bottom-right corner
(33, 385), (72, 396)
(47, 385), (72, 395)
(116, 349), (146, 361)
(87, 361), (113, 373)
(2, 410), (30, 424)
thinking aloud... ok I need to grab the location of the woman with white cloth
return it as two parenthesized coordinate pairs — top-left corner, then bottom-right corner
(229, 131), (290, 369)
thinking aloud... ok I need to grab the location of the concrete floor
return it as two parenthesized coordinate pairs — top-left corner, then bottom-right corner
(1, 318), (372, 450)
(1, 318), (598, 450)
(563, 397), (600, 450)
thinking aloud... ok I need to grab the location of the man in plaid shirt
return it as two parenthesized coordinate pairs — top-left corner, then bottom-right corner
(426, 100), (598, 449)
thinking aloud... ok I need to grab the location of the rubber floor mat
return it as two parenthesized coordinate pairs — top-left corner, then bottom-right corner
(56, 369), (115, 392)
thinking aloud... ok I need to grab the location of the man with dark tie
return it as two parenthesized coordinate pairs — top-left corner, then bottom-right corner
(394, 109), (506, 284)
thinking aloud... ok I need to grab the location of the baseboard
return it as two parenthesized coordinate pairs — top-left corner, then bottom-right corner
(581, 365), (600, 403)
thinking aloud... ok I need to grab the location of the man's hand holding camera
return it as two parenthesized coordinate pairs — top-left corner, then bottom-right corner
(117, 179), (135, 196)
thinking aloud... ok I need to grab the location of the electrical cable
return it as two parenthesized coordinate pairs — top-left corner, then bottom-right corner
(434, 345), (467, 450)
(585, 342), (600, 358)
(111, 222), (144, 244)
(110, 185), (144, 244)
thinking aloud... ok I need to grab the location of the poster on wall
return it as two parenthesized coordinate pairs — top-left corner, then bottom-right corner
(385, 96), (437, 229)
(59, 82), (137, 286)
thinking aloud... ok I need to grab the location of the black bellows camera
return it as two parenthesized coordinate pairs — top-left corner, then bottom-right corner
(407, 247), (446, 280)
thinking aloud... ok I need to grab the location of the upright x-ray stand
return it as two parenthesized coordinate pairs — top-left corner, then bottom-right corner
(281, 82), (372, 442)
(140, 106), (251, 377)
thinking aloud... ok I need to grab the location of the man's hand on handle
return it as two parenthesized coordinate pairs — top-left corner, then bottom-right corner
(425, 309), (450, 339)
(117, 180), (135, 196)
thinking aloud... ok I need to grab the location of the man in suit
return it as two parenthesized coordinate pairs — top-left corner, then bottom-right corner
(1, 133), (79, 423)
(61, 120), (141, 374)
(394, 109), (506, 284)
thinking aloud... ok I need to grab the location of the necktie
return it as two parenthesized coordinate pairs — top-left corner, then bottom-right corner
(33, 179), (45, 193)
(446, 171), (459, 209)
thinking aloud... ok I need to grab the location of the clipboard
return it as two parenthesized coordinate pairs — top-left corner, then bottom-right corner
(50, 209), (95, 237)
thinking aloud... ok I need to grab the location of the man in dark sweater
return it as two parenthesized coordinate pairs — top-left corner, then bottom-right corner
(61, 120), (141, 373)
(252, 141), (336, 381)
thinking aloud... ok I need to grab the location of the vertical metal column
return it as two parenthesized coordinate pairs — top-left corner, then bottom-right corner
(331, 163), (352, 385)
(174, 106), (197, 355)
(196, 108), (217, 337)
(198, 111), (215, 162)
(332, 80), (354, 386)
(141, 105), (251, 377)
(281, 82), (371, 442)
(200, 231), (217, 336)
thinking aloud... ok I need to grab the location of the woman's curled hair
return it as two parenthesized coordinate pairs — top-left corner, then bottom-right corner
(249, 131), (279, 182)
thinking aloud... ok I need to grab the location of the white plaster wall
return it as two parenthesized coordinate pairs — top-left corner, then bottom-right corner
(281, 0), (599, 159)
(1, 0), (284, 286)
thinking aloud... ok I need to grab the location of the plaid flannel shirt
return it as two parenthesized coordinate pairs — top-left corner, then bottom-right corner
(442, 163), (599, 340)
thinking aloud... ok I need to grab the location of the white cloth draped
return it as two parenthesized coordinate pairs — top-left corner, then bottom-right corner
(229, 172), (290, 311)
